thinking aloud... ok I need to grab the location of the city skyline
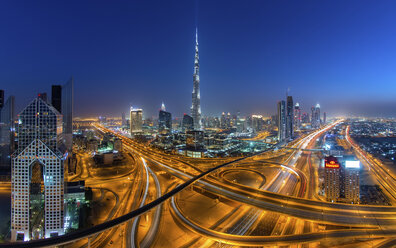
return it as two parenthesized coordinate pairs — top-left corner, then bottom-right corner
(1, 1), (396, 118)
(2, 2), (396, 247)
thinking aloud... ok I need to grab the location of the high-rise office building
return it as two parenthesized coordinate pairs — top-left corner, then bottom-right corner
(51, 85), (62, 113)
(324, 156), (340, 202)
(311, 104), (321, 129)
(286, 96), (294, 139)
(301, 112), (310, 124)
(344, 160), (360, 204)
(323, 112), (327, 125)
(294, 102), (301, 130)
(160, 102), (166, 112)
(11, 97), (64, 241)
(277, 100), (286, 142)
(191, 28), (202, 130)
(0, 94), (15, 172)
(158, 103), (172, 134)
(182, 114), (194, 132)
(61, 78), (73, 151)
(185, 130), (205, 158)
(220, 112), (226, 129)
(251, 115), (264, 133)
(130, 108), (143, 134)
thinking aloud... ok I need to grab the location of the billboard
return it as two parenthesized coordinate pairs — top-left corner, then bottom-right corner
(325, 156), (340, 169)
(345, 160), (360, 169)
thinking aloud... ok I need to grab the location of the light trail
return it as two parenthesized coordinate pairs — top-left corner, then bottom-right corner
(131, 158), (150, 248)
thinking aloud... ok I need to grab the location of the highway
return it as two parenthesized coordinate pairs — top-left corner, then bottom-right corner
(170, 196), (396, 246)
(3, 120), (396, 247)
(346, 125), (396, 203)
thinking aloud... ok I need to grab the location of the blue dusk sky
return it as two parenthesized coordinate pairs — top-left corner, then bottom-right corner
(1, 0), (396, 118)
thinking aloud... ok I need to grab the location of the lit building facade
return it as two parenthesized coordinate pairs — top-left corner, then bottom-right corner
(311, 103), (321, 129)
(286, 96), (294, 139)
(182, 114), (193, 132)
(11, 98), (65, 241)
(324, 156), (340, 202)
(186, 130), (205, 158)
(344, 160), (360, 204)
(130, 108), (143, 134)
(294, 102), (301, 130)
(158, 103), (172, 134)
(191, 28), (202, 130)
(277, 100), (286, 142)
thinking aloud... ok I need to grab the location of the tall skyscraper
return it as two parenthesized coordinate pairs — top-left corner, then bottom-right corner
(311, 104), (321, 129)
(160, 102), (166, 112)
(286, 95), (294, 139)
(344, 160), (360, 204)
(51, 85), (62, 113)
(0, 94), (15, 172)
(61, 78), (73, 151)
(294, 102), (301, 130)
(11, 97), (65, 241)
(277, 100), (286, 142)
(158, 103), (172, 134)
(220, 112), (226, 129)
(191, 28), (202, 130)
(324, 156), (340, 202)
(130, 108), (143, 134)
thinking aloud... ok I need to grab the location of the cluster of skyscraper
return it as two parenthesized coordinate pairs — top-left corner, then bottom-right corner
(277, 96), (326, 143)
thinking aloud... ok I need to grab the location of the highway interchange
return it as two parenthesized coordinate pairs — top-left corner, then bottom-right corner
(2, 120), (396, 247)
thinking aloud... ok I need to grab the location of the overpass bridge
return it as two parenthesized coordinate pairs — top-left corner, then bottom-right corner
(283, 147), (324, 152)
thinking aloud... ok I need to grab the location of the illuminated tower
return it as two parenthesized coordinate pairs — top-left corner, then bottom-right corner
(324, 156), (340, 202)
(344, 160), (360, 204)
(294, 102), (301, 130)
(286, 95), (294, 139)
(311, 103), (321, 129)
(130, 107), (143, 134)
(159, 103), (172, 134)
(191, 28), (202, 130)
(277, 101), (286, 142)
(11, 98), (65, 241)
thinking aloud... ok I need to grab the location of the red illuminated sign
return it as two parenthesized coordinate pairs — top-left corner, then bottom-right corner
(325, 157), (340, 169)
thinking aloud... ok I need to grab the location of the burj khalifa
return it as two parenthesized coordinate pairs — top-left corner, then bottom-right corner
(191, 28), (202, 129)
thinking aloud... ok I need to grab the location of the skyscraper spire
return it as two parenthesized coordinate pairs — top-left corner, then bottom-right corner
(191, 27), (202, 129)
(161, 102), (166, 111)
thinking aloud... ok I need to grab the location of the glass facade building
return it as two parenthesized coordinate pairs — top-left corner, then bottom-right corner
(130, 108), (143, 133)
(11, 98), (64, 241)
